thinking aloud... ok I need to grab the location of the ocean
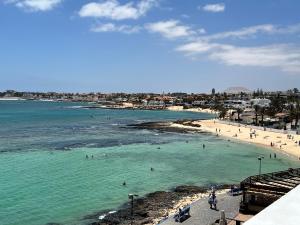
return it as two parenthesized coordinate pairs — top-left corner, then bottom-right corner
(0, 101), (298, 225)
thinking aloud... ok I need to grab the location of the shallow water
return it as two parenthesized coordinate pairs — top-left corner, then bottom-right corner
(0, 101), (299, 225)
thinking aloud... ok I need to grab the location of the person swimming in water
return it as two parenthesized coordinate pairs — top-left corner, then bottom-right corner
(123, 181), (126, 186)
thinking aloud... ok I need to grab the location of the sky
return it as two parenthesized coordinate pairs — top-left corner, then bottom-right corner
(0, 0), (300, 93)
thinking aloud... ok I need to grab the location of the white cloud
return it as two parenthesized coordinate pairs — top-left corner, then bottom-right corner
(210, 44), (300, 73)
(145, 20), (195, 39)
(170, 22), (300, 73)
(176, 41), (300, 73)
(5, 0), (63, 11)
(91, 23), (141, 34)
(201, 23), (300, 41)
(79, 0), (158, 20)
(198, 28), (206, 34)
(176, 41), (226, 54)
(180, 14), (190, 19)
(201, 3), (225, 13)
(203, 24), (276, 41)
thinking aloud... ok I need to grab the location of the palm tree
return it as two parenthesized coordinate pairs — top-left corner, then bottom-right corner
(236, 108), (243, 121)
(254, 105), (260, 126)
(219, 108), (228, 120)
(260, 107), (266, 126)
(289, 101), (300, 129)
(268, 95), (286, 116)
(295, 101), (300, 129)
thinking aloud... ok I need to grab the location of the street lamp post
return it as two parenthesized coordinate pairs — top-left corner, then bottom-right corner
(258, 156), (264, 176)
(128, 194), (138, 225)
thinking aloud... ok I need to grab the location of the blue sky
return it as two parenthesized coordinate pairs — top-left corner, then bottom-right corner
(1, 0), (300, 93)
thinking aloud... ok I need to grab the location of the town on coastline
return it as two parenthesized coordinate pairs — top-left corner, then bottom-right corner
(1, 88), (300, 225)
(1, 87), (300, 133)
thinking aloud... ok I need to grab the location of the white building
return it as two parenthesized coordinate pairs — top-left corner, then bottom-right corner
(250, 98), (271, 107)
(224, 100), (250, 109)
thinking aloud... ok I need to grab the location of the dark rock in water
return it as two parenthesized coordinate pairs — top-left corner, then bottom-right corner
(127, 121), (206, 134)
(45, 223), (62, 225)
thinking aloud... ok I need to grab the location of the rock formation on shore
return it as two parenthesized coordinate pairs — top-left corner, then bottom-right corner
(88, 185), (231, 225)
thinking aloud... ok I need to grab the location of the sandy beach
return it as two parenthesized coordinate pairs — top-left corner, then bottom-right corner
(167, 106), (218, 114)
(171, 119), (300, 159)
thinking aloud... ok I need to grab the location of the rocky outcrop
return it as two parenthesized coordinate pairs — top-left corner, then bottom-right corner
(127, 120), (205, 133)
(87, 185), (233, 225)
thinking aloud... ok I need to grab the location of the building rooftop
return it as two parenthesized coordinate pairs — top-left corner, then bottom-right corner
(244, 184), (300, 225)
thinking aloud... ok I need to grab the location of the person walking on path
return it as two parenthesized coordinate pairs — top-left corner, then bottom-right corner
(208, 188), (217, 210)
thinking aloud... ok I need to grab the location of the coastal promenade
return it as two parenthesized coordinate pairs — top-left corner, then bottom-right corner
(160, 193), (241, 225)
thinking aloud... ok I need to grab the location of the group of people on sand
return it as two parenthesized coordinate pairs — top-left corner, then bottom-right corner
(287, 134), (300, 147)
(249, 131), (257, 139)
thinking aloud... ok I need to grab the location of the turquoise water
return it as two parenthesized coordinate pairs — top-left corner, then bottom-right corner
(0, 101), (299, 225)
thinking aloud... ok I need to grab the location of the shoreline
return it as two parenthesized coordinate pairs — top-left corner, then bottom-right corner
(85, 184), (232, 225)
(68, 104), (219, 115)
(170, 119), (300, 160)
(129, 119), (300, 159)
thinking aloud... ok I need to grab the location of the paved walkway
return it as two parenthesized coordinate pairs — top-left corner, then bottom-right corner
(160, 194), (241, 225)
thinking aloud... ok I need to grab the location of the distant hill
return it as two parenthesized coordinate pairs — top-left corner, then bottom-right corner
(223, 87), (252, 94)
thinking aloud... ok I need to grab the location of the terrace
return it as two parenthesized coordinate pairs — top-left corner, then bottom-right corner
(240, 168), (300, 214)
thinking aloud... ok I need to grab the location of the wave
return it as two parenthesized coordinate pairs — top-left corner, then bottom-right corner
(99, 211), (117, 220)
(64, 106), (85, 109)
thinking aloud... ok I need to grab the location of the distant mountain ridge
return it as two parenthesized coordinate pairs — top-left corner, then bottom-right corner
(223, 87), (252, 94)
